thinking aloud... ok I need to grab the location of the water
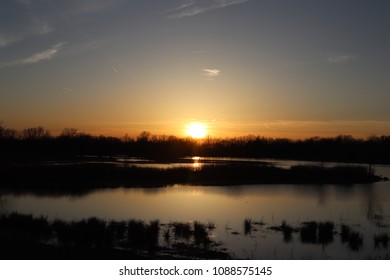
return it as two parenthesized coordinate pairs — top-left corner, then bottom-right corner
(1, 159), (389, 259)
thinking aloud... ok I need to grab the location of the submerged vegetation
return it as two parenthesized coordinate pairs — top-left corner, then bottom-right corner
(1, 212), (389, 260)
(0, 212), (227, 260)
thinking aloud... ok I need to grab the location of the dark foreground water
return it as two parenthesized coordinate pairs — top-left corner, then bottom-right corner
(1, 159), (389, 259)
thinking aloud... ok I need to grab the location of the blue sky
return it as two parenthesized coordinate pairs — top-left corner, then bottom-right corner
(1, 0), (390, 138)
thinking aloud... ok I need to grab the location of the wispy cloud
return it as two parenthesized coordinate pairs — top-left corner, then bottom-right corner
(0, 34), (19, 48)
(0, 20), (53, 48)
(21, 43), (65, 64)
(168, 0), (249, 19)
(3, 42), (66, 67)
(203, 68), (221, 80)
(328, 54), (357, 64)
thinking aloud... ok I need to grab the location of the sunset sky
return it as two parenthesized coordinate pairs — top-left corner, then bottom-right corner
(1, 0), (390, 138)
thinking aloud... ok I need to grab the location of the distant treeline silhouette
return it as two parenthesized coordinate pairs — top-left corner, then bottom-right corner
(1, 125), (390, 163)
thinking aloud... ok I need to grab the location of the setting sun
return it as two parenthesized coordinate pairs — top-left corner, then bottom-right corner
(186, 123), (207, 139)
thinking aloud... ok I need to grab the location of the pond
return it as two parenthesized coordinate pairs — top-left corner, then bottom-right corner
(1, 159), (389, 259)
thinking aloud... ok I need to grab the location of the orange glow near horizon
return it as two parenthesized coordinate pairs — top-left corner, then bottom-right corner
(186, 122), (207, 139)
(4, 119), (390, 140)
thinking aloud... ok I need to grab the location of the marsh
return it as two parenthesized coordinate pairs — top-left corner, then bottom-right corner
(1, 158), (389, 259)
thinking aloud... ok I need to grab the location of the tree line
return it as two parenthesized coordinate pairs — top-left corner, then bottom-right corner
(1, 124), (390, 163)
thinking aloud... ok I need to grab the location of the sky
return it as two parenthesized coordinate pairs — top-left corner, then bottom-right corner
(1, 0), (390, 139)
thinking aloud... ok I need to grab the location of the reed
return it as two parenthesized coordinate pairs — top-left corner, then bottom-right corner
(206, 221), (216, 230)
(318, 222), (334, 245)
(374, 233), (389, 249)
(340, 224), (351, 243)
(340, 224), (363, 251)
(172, 222), (192, 240)
(348, 231), (363, 251)
(193, 221), (209, 246)
(244, 218), (252, 235)
(300, 221), (317, 244)
(281, 220), (294, 243)
(0, 212), (51, 240)
(0, 213), (227, 259)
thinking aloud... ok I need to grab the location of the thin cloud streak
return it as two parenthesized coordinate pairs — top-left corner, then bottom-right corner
(203, 68), (221, 80)
(328, 54), (357, 64)
(21, 43), (65, 64)
(3, 42), (66, 67)
(168, 0), (249, 19)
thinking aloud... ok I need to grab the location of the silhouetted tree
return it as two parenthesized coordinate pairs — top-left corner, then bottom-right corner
(60, 128), (79, 138)
(21, 127), (51, 140)
(0, 125), (17, 139)
(137, 131), (151, 142)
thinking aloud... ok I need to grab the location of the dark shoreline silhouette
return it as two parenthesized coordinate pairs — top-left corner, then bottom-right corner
(1, 125), (388, 197)
(2, 125), (390, 164)
(0, 163), (384, 194)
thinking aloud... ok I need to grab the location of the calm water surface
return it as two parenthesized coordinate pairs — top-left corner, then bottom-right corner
(1, 159), (390, 259)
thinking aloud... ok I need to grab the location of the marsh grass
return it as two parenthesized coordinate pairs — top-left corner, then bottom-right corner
(253, 218), (266, 226)
(169, 221), (211, 247)
(281, 220), (294, 243)
(206, 221), (216, 230)
(341, 224), (351, 243)
(244, 218), (253, 235)
(300, 221), (318, 244)
(126, 219), (160, 251)
(172, 222), (192, 240)
(374, 234), (389, 249)
(1, 212), (386, 259)
(318, 222), (334, 245)
(107, 220), (127, 243)
(340, 224), (363, 251)
(193, 221), (210, 246)
(348, 232), (363, 251)
(53, 218), (111, 248)
(268, 220), (295, 243)
(0, 212), (51, 241)
(299, 221), (335, 245)
(163, 229), (170, 243)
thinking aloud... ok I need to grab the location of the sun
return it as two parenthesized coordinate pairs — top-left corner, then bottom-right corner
(186, 122), (207, 139)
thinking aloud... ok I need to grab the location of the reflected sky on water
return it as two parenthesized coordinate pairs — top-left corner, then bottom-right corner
(1, 160), (389, 259)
